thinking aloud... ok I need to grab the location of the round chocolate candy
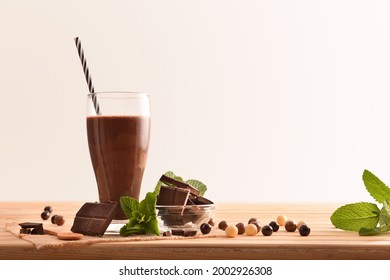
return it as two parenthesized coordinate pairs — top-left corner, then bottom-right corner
(269, 221), (280, 232)
(248, 217), (257, 224)
(236, 222), (245, 235)
(285, 220), (297, 232)
(44, 206), (53, 213)
(200, 223), (212, 234)
(54, 215), (65, 226)
(218, 220), (228, 231)
(41, 211), (50, 220)
(261, 225), (273, 236)
(299, 225), (311, 236)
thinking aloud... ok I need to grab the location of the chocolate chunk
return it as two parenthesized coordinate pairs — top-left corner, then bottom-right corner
(19, 228), (31, 234)
(163, 230), (172, 236)
(71, 202), (119, 237)
(19, 222), (44, 235)
(160, 175), (200, 196)
(171, 229), (185, 236)
(188, 195), (213, 205)
(171, 229), (197, 236)
(157, 186), (190, 205)
(184, 229), (197, 236)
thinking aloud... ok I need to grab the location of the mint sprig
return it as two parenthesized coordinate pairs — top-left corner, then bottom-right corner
(119, 192), (159, 236)
(331, 169), (390, 236)
(330, 202), (380, 232)
(154, 171), (207, 196)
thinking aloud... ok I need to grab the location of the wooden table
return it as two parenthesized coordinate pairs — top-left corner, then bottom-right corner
(1, 202), (390, 260)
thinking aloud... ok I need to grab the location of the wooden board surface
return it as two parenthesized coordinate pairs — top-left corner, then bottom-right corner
(1, 202), (390, 260)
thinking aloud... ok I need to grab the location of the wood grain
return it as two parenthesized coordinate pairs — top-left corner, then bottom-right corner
(1, 202), (390, 259)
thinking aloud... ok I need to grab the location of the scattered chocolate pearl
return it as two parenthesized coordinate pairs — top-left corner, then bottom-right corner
(245, 224), (258, 236)
(218, 220), (228, 231)
(51, 214), (58, 224)
(163, 230), (172, 236)
(269, 221), (279, 232)
(296, 220), (307, 230)
(285, 220), (297, 232)
(250, 221), (261, 233)
(261, 225), (273, 236)
(54, 215), (65, 226)
(200, 223), (212, 234)
(41, 211), (50, 220)
(44, 206), (53, 213)
(236, 222), (245, 234)
(299, 225), (311, 236)
(208, 218), (215, 227)
(248, 217), (257, 224)
(225, 225), (238, 238)
(277, 215), (288, 226)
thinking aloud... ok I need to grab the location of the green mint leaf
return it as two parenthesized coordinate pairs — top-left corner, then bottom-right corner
(120, 196), (139, 219)
(164, 171), (176, 178)
(120, 223), (144, 236)
(186, 179), (207, 196)
(174, 176), (184, 182)
(143, 218), (159, 235)
(379, 201), (390, 226)
(139, 192), (157, 218)
(119, 192), (159, 236)
(359, 224), (390, 236)
(362, 170), (390, 204)
(330, 202), (380, 232)
(359, 227), (382, 236)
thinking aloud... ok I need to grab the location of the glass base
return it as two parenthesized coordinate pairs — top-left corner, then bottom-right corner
(104, 220), (127, 235)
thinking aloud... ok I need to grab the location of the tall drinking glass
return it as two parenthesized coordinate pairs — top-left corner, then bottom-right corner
(87, 92), (150, 221)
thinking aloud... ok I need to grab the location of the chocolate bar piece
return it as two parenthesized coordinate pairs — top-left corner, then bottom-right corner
(188, 195), (214, 205)
(171, 229), (197, 236)
(160, 175), (200, 196)
(71, 202), (119, 237)
(157, 186), (190, 205)
(19, 222), (44, 235)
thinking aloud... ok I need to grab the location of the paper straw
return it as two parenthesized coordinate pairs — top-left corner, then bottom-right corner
(74, 37), (101, 115)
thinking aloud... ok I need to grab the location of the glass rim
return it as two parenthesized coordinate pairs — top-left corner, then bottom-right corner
(88, 91), (149, 99)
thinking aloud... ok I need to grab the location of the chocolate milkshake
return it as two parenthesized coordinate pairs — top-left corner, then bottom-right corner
(87, 115), (150, 220)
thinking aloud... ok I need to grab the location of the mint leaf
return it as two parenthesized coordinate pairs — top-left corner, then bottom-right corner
(119, 192), (159, 236)
(186, 179), (207, 196)
(362, 170), (390, 204)
(359, 227), (382, 236)
(359, 224), (390, 236)
(120, 196), (139, 219)
(379, 201), (390, 226)
(164, 171), (176, 179)
(139, 192), (157, 219)
(330, 202), (380, 232)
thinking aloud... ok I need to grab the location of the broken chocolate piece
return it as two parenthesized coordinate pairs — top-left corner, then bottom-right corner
(71, 202), (119, 237)
(19, 222), (44, 235)
(171, 229), (197, 236)
(160, 175), (200, 196)
(157, 186), (190, 205)
(171, 229), (185, 236)
(19, 228), (31, 234)
(188, 195), (214, 205)
(184, 229), (197, 236)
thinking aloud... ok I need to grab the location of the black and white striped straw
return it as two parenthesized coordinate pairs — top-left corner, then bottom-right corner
(74, 37), (101, 115)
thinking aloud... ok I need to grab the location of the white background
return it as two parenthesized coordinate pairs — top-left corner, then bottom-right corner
(1, 0), (390, 203)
